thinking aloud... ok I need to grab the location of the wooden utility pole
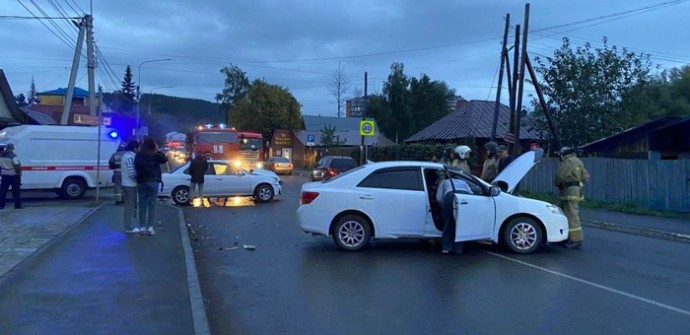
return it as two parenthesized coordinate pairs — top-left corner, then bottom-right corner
(491, 14), (511, 142)
(509, 24), (520, 145)
(61, 17), (86, 125)
(513, 3), (530, 156)
(526, 57), (561, 149)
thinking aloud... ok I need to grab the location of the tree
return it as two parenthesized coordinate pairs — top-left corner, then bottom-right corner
(15, 93), (28, 107)
(229, 79), (302, 140)
(319, 124), (347, 147)
(111, 66), (136, 115)
(217, 64), (251, 123)
(383, 62), (412, 142)
(28, 77), (40, 105)
(329, 62), (350, 117)
(532, 37), (655, 147)
(409, 74), (455, 131)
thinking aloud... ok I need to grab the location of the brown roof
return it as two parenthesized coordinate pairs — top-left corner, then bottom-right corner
(404, 100), (542, 142)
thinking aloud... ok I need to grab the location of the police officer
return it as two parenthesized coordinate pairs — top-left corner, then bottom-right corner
(555, 146), (590, 249)
(0, 143), (22, 209)
(454, 145), (472, 174)
(481, 141), (499, 182)
(109, 144), (127, 205)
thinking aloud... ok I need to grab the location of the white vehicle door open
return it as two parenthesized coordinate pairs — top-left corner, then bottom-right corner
(453, 180), (496, 242)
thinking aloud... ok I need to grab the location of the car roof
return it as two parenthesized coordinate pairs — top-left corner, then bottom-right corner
(364, 160), (445, 169)
(321, 155), (354, 159)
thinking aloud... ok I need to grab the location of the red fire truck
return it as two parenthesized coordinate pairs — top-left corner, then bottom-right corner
(237, 131), (264, 169)
(188, 125), (264, 169)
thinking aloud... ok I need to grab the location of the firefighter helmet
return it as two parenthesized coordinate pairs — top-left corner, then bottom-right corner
(455, 145), (471, 159)
(559, 146), (575, 157)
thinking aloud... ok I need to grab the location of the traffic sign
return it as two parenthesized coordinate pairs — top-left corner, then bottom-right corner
(360, 120), (375, 136)
(306, 134), (315, 146)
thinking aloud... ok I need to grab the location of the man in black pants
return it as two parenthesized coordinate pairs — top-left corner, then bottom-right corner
(0, 143), (22, 209)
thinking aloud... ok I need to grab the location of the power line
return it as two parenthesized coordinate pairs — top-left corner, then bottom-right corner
(63, 0), (84, 16)
(16, 0), (74, 49)
(0, 15), (78, 19)
(27, 0), (76, 45)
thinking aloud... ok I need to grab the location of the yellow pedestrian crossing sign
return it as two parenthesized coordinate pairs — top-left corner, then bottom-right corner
(360, 120), (375, 136)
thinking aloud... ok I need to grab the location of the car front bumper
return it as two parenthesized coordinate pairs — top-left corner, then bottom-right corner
(545, 213), (569, 243)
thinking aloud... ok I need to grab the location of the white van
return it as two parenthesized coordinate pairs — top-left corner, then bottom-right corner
(0, 125), (121, 199)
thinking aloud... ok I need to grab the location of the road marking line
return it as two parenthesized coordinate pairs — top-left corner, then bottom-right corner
(485, 251), (690, 317)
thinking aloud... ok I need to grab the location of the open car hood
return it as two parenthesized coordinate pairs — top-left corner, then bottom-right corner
(492, 148), (543, 193)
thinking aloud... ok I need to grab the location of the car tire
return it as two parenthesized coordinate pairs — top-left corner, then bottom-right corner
(254, 183), (274, 203)
(60, 177), (87, 199)
(501, 217), (543, 254)
(332, 214), (372, 251)
(287, 170), (292, 175)
(172, 186), (191, 206)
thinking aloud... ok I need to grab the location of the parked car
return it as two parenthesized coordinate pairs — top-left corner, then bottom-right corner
(265, 156), (293, 175)
(160, 159), (282, 205)
(297, 149), (569, 253)
(310, 156), (357, 181)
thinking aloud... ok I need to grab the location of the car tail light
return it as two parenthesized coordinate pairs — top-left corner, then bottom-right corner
(300, 191), (319, 205)
(327, 167), (336, 176)
(288, 163), (293, 168)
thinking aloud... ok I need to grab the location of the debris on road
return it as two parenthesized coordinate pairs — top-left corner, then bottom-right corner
(243, 244), (256, 251)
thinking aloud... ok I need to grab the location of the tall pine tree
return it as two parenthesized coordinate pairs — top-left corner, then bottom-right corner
(28, 77), (40, 105)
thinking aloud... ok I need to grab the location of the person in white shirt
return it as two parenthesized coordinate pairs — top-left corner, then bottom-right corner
(435, 176), (473, 254)
(120, 140), (140, 234)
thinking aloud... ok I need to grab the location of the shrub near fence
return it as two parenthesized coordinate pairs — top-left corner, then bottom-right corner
(520, 157), (690, 212)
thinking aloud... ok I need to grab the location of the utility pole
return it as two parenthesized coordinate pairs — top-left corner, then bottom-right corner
(509, 24), (520, 145)
(513, 3), (530, 156)
(86, 15), (96, 117)
(526, 57), (560, 149)
(491, 13), (510, 142)
(61, 17), (86, 125)
(360, 72), (368, 165)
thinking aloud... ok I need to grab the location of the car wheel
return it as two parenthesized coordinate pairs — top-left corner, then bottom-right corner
(254, 183), (274, 203)
(60, 177), (87, 199)
(501, 217), (543, 254)
(332, 214), (372, 251)
(172, 186), (191, 206)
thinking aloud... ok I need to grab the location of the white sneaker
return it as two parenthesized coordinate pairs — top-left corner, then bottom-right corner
(125, 227), (141, 234)
(147, 227), (155, 236)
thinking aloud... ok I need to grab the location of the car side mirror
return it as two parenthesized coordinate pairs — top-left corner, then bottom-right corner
(489, 185), (501, 197)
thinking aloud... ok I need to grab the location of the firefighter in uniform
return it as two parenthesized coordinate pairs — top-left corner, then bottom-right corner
(480, 141), (499, 182)
(555, 146), (590, 249)
(109, 144), (127, 204)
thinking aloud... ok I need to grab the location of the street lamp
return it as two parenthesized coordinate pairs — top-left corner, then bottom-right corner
(136, 58), (172, 137)
(148, 86), (173, 116)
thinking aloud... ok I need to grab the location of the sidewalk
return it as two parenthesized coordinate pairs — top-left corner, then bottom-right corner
(0, 203), (209, 335)
(580, 207), (690, 243)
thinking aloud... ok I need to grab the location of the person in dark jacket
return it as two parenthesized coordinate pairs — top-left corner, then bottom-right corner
(109, 144), (126, 204)
(0, 143), (22, 209)
(134, 137), (168, 236)
(188, 152), (209, 202)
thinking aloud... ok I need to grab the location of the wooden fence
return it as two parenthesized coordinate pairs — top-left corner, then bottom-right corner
(521, 157), (690, 212)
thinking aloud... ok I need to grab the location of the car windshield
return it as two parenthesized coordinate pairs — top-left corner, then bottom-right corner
(170, 162), (190, 174)
(240, 138), (262, 150)
(271, 157), (290, 163)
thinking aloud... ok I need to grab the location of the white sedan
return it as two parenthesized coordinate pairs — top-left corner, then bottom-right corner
(160, 160), (282, 205)
(297, 149), (569, 254)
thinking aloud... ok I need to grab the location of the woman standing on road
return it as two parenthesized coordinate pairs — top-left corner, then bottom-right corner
(134, 137), (168, 236)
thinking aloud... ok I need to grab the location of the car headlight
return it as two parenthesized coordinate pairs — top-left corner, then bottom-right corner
(256, 162), (263, 168)
(233, 160), (241, 167)
(546, 204), (563, 215)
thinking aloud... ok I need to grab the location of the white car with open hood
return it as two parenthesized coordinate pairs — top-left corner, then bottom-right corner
(297, 149), (568, 254)
(160, 159), (282, 205)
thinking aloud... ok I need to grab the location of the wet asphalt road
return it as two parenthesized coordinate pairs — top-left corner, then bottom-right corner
(184, 174), (690, 335)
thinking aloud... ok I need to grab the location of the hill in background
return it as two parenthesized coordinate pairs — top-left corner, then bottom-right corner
(103, 92), (223, 140)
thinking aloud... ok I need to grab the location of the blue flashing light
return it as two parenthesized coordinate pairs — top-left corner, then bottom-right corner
(108, 130), (119, 139)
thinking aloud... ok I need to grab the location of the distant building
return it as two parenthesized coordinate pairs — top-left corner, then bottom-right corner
(446, 95), (467, 112)
(27, 87), (104, 126)
(345, 96), (366, 117)
(0, 70), (27, 129)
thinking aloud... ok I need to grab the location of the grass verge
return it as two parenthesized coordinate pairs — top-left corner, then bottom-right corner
(519, 191), (690, 220)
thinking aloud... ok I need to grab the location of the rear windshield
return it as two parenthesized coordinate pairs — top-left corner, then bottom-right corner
(197, 132), (237, 143)
(271, 157), (290, 163)
(332, 158), (357, 169)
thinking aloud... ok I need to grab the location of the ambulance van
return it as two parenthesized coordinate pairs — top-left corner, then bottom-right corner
(0, 125), (121, 199)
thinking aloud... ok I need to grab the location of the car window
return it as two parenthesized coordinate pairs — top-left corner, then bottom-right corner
(439, 169), (485, 195)
(322, 165), (366, 183)
(209, 163), (229, 175)
(317, 157), (329, 167)
(272, 157), (289, 163)
(357, 167), (423, 191)
(331, 158), (356, 169)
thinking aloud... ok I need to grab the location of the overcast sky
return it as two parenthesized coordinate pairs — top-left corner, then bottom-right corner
(2, 0), (689, 117)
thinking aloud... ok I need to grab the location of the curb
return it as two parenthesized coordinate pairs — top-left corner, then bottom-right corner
(582, 219), (690, 244)
(0, 203), (104, 285)
(172, 205), (211, 335)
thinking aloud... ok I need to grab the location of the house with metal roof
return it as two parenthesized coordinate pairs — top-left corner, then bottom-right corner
(404, 100), (542, 144)
(0, 70), (29, 129)
(580, 116), (690, 159)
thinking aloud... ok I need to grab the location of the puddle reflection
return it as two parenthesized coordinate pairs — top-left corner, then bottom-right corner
(190, 196), (255, 208)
